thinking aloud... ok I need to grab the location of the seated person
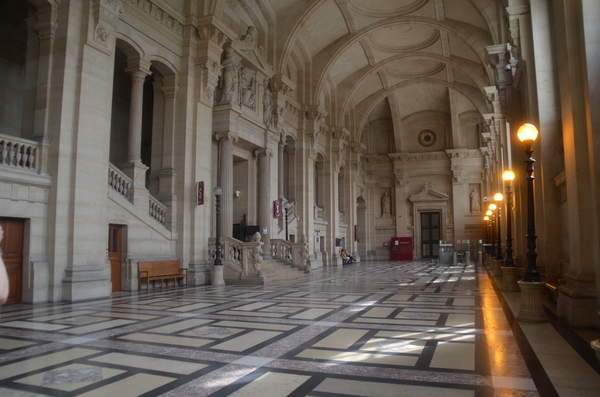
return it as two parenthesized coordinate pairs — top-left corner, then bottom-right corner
(340, 249), (354, 264)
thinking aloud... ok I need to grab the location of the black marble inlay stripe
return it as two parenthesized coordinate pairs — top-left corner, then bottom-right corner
(546, 309), (600, 376)
(485, 268), (559, 397)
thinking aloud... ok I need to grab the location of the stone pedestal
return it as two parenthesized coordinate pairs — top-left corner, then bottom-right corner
(517, 281), (547, 323)
(121, 161), (150, 208)
(211, 265), (225, 286)
(501, 267), (520, 292)
(493, 259), (504, 277)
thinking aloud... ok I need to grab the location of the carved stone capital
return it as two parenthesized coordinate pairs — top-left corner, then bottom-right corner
(215, 131), (239, 142)
(254, 148), (273, 158)
(196, 25), (228, 47)
(33, 1), (60, 41)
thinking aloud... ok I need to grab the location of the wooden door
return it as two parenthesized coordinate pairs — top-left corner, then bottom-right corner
(108, 224), (123, 292)
(420, 212), (440, 258)
(1, 218), (24, 305)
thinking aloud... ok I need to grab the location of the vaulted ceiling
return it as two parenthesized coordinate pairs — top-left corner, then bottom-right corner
(218, 0), (503, 146)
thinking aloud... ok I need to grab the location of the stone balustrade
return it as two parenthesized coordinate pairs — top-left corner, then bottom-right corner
(149, 196), (168, 227)
(271, 238), (311, 273)
(108, 164), (132, 200)
(209, 237), (251, 276)
(0, 135), (38, 171)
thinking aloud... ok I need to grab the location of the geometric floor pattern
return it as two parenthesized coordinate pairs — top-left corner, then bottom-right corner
(0, 260), (547, 396)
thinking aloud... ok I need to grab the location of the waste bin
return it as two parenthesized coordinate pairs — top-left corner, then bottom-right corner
(439, 241), (453, 264)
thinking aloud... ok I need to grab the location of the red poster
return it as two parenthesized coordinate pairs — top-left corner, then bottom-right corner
(354, 225), (359, 241)
(273, 200), (280, 218)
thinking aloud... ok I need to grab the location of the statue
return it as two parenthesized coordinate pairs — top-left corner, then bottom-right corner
(381, 192), (391, 216)
(470, 189), (480, 212)
(263, 80), (273, 126)
(219, 46), (237, 104)
(240, 67), (255, 109)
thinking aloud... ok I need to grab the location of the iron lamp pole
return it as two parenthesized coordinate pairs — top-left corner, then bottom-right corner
(518, 123), (541, 282)
(283, 201), (291, 241)
(211, 186), (225, 286)
(494, 193), (504, 260)
(502, 170), (515, 267)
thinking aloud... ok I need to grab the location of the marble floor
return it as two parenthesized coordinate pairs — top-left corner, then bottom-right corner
(0, 260), (599, 396)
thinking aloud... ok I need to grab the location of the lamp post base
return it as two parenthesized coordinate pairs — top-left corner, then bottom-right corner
(493, 259), (504, 277)
(501, 267), (519, 292)
(211, 265), (225, 286)
(517, 281), (547, 322)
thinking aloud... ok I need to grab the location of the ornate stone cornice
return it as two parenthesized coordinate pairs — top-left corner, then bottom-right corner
(364, 155), (391, 164)
(126, 0), (183, 37)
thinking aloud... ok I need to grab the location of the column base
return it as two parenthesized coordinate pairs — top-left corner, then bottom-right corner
(501, 267), (520, 292)
(517, 281), (547, 323)
(493, 259), (504, 277)
(557, 273), (598, 328)
(61, 264), (111, 302)
(211, 265), (225, 286)
(188, 261), (213, 286)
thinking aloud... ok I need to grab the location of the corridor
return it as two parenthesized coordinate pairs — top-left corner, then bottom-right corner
(0, 260), (599, 396)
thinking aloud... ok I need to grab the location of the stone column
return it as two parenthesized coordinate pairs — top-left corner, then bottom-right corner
(187, 24), (227, 286)
(121, 65), (151, 207)
(215, 132), (238, 238)
(30, 3), (59, 174)
(553, 0), (599, 328)
(256, 148), (273, 258)
(156, 74), (178, 230)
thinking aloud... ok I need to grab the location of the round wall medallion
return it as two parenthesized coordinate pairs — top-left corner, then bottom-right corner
(418, 130), (436, 147)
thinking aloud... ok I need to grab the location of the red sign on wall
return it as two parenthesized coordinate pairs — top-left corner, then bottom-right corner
(273, 200), (280, 218)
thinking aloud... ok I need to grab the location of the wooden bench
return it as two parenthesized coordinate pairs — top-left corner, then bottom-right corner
(138, 260), (188, 291)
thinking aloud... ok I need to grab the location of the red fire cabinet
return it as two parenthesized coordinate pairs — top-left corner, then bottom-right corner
(391, 237), (413, 261)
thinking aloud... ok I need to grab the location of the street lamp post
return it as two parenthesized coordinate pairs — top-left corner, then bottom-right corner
(212, 186), (225, 286)
(501, 170), (519, 292)
(489, 204), (497, 257)
(502, 171), (515, 267)
(489, 202), (503, 277)
(283, 201), (291, 241)
(494, 193), (504, 260)
(516, 123), (545, 322)
(518, 124), (541, 283)
(486, 209), (494, 256)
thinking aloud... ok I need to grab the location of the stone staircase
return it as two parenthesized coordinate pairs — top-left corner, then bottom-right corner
(261, 258), (309, 284)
